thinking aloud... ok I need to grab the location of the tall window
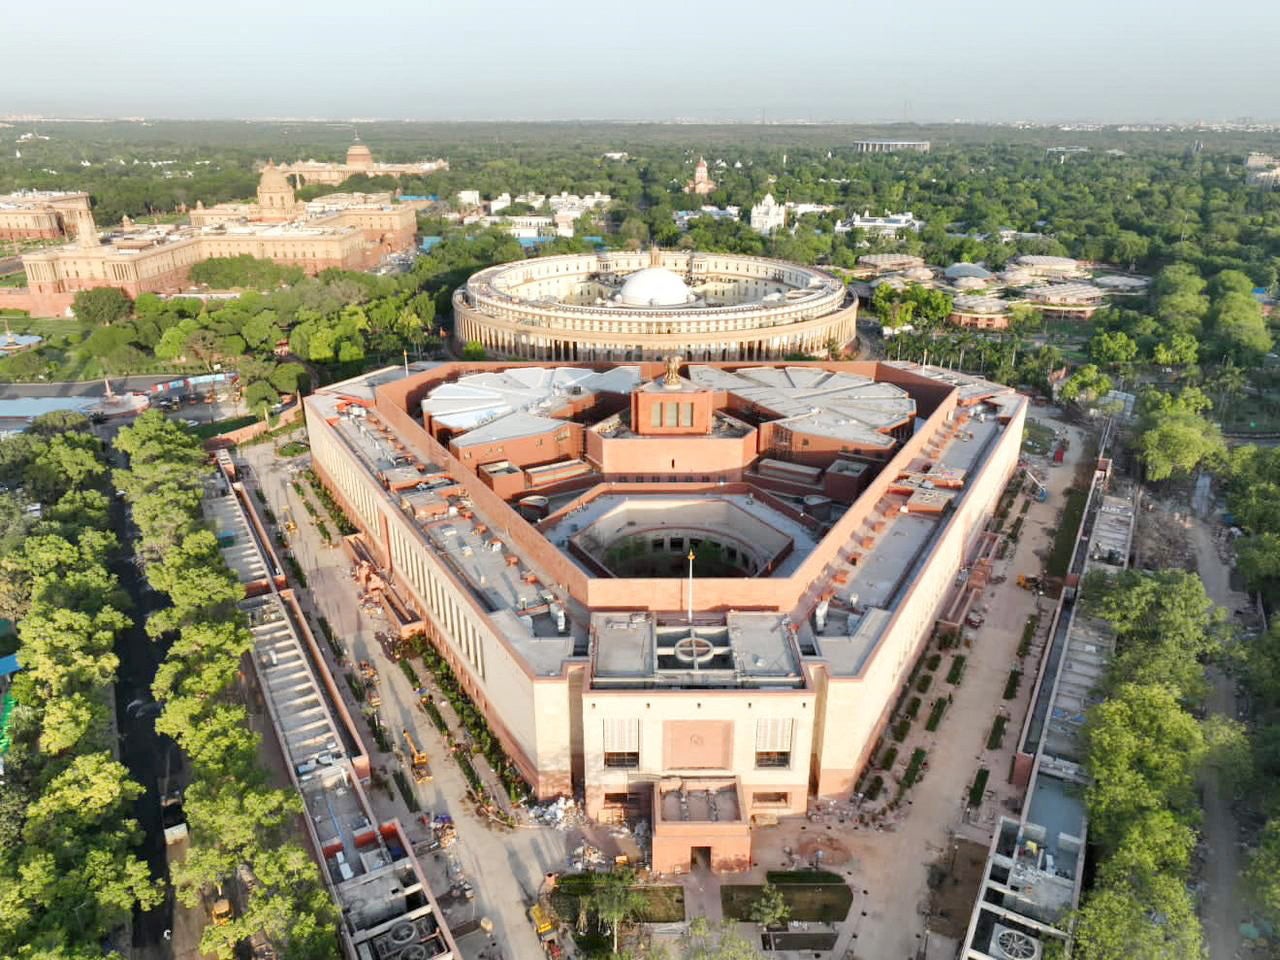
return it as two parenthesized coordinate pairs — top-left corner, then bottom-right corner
(603, 718), (640, 769)
(755, 718), (793, 769)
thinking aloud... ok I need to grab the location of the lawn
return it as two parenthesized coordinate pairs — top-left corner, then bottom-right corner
(185, 414), (257, 440)
(1047, 487), (1088, 578)
(727, 885), (855, 926)
(551, 877), (685, 924)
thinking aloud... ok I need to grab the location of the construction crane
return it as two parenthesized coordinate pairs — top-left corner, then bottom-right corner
(402, 729), (432, 783)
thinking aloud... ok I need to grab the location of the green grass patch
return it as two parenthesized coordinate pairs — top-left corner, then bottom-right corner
(903, 748), (927, 788)
(766, 870), (844, 885)
(392, 770), (420, 811)
(1018, 615), (1039, 657)
(456, 750), (483, 792)
(184, 414), (257, 440)
(946, 655), (967, 685)
(345, 672), (365, 703)
(722, 880), (852, 923)
(1003, 669), (1022, 700)
(968, 768), (990, 808)
(987, 716), (1008, 750)
(552, 879), (685, 925)
(422, 698), (449, 735)
(925, 698), (948, 732)
(1047, 487), (1088, 578)
(278, 440), (309, 457)
(284, 553), (307, 588)
(399, 660), (421, 687)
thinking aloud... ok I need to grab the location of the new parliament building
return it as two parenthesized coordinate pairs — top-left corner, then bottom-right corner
(306, 357), (1025, 873)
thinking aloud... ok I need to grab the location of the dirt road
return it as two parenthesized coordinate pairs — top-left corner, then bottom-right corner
(1190, 518), (1246, 960)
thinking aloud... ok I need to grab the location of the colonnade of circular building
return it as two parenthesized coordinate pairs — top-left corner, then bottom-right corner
(453, 249), (858, 362)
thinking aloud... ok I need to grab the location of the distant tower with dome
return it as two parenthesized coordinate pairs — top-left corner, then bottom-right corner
(255, 161), (300, 221)
(685, 156), (717, 196)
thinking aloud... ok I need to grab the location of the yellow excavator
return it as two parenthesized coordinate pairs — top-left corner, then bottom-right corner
(403, 729), (432, 783)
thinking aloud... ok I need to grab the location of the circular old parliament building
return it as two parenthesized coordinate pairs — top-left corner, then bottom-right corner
(453, 247), (858, 362)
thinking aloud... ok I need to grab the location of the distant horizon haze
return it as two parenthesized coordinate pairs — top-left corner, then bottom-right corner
(6, 0), (1280, 123)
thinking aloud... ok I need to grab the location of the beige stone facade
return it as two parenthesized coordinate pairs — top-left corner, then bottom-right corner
(0, 191), (93, 242)
(454, 249), (859, 363)
(278, 141), (449, 187)
(305, 359), (1025, 872)
(16, 167), (417, 316)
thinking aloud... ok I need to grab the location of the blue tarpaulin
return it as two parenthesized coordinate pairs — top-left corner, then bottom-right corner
(0, 654), (20, 678)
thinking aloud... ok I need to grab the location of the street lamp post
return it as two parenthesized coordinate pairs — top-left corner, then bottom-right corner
(687, 549), (696, 624)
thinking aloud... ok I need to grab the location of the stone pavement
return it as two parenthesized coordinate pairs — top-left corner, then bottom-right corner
(240, 445), (572, 960)
(744, 416), (1089, 960)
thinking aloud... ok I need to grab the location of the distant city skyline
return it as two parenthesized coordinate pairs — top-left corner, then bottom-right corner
(7, 0), (1280, 123)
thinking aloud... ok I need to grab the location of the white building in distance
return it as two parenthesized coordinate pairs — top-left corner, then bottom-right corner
(674, 206), (741, 231)
(836, 210), (924, 237)
(750, 193), (787, 235)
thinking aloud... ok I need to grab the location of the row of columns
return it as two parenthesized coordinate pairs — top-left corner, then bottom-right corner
(459, 315), (852, 363)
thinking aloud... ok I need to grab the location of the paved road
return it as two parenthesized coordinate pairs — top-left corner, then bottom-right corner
(104, 440), (180, 958)
(1190, 517), (1247, 960)
(0, 375), (175, 399)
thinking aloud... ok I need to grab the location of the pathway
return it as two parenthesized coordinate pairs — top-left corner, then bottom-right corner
(240, 445), (570, 960)
(1190, 517), (1247, 960)
(805, 420), (1089, 960)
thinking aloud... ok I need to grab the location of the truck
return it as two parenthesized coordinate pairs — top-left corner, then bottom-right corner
(529, 904), (555, 942)
(403, 729), (432, 783)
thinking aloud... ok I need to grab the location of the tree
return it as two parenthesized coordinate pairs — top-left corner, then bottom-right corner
(1151, 333), (1198, 369)
(1089, 330), (1139, 367)
(461, 341), (487, 361)
(586, 869), (644, 954)
(1236, 533), (1280, 599)
(1136, 389), (1225, 482)
(747, 882), (791, 927)
(1082, 569), (1221, 700)
(1059, 364), (1112, 405)
(1211, 291), (1273, 363)
(680, 917), (765, 959)
(1246, 819), (1280, 926)
(71, 287), (131, 327)
(1084, 683), (1206, 852)
(1072, 871), (1202, 960)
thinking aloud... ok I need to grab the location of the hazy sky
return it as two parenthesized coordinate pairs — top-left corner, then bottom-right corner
(7, 0), (1279, 122)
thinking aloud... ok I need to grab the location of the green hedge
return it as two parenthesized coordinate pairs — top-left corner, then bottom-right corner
(866, 775), (884, 800)
(1018, 615), (1039, 657)
(1003, 669), (1022, 700)
(393, 770), (420, 811)
(987, 716), (1008, 750)
(968, 768), (990, 807)
(925, 698), (948, 732)
(946, 655), (967, 685)
(916, 673), (932, 693)
(903, 748), (927, 788)
(879, 746), (898, 769)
